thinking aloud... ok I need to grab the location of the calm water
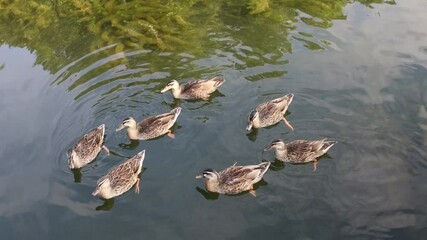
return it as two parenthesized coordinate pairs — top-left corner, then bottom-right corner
(0, 0), (426, 239)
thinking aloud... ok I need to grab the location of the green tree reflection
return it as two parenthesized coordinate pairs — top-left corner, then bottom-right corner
(0, 0), (394, 74)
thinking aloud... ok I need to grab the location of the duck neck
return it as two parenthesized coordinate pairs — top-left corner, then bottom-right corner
(275, 147), (288, 160)
(171, 86), (182, 98)
(205, 179), (220, 193)
(252, 118), (261, 128)
(126, 126), (140, 140)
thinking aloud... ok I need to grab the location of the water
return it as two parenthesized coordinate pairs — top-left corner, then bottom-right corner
(0, 0), (426, 239)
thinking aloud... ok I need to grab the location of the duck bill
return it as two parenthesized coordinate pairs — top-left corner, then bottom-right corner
(263, 145), (272, 151)
(92, 188), (100, 196)
(195, 175), (203, 179)
(160, 87), (168, 93)
(246, 123), (253, 132)
(115, 124), (125, 132)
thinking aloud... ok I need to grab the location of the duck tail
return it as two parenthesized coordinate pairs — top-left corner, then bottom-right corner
(134, 150), (146, 173)
(211, 76), (225, 87)
(138, 150), (146, 164)
(322, 140), (338, 152)
(98, 124), (106, 135)
(283, 93), (294, 104)
(171, 107), (182, 121)
(257, 161), (271, 176)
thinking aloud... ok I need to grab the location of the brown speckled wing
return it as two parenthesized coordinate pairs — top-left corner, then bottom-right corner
(108, 160), (135, 190)
(181, 80), (218, 98)
(74, 128), (103, 158)
(129, 156), (142, 174)
(220, 166), (252, 184)
(181, 80), (204, 94)
(137, 115), (160, 131)
(137, 112), (175, 138)
(286, 140), (316, 162)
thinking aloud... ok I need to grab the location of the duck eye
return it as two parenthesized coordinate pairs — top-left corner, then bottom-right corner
(202, 168), (214, 175)
(249, 111), (257, 120)
(97, 178), (107, 187)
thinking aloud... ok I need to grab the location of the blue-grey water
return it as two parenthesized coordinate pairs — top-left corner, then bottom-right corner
(0, 0), (426, 239)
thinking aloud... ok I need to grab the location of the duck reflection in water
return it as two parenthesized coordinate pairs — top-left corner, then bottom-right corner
(118, 139), (140, 150)
(196, 187), (219, 200)
(163, 90), (225, 113)
(71, 168), (83, 183)
(196, 179), (268, 199)
(164, 98), (181, 109)
(266, 159), (286, 171)
(246, 128), (259, 142)
(96, 198), (115, 211)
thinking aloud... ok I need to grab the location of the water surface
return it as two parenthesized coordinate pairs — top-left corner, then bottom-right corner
(0, 0), (426, 239)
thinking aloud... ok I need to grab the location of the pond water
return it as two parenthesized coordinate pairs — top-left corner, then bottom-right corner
(0, 0), (426, 239)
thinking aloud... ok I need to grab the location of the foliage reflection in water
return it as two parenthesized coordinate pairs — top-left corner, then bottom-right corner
(0, 0), (397, 116)
(2, 0), (426, 239)
(0, 0), (395, 72)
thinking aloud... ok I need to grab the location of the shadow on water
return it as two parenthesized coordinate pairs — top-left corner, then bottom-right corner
(268, 159), (286, 171)
(264, 152), (335, 172)
(118, 140), (140, 150)
(163, 99), (182, 109)
(246, 128), (259, 142)
(71, 168), (83, 183)
(196, 187), (220, 200)
(253, 178), (268, 190)
(96, 198), (115, 211)
(170, 124), (182, 137)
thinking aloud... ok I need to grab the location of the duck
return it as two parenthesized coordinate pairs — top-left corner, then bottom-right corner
(196, 162), (271, 196)
(264, 139), (337, 171)
(160, 76), (225, 100)
(67, 124), (110, 169)
(246, 93), (294, 132)
(116, 107), (181, 140)
(92, 150), (145, 199)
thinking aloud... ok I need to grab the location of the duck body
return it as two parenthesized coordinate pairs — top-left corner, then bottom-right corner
(67, 124), (109, 169)
(246, 93), (294, 131)
(116, 107), (181, 140)
(92, 150), (145, 199)
(264, 139), (337, 171)
(196, 162), (270, 195)
(161, 76), (225, 100)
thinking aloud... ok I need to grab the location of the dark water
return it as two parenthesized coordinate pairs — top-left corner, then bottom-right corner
(1, 0), (426, 239)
